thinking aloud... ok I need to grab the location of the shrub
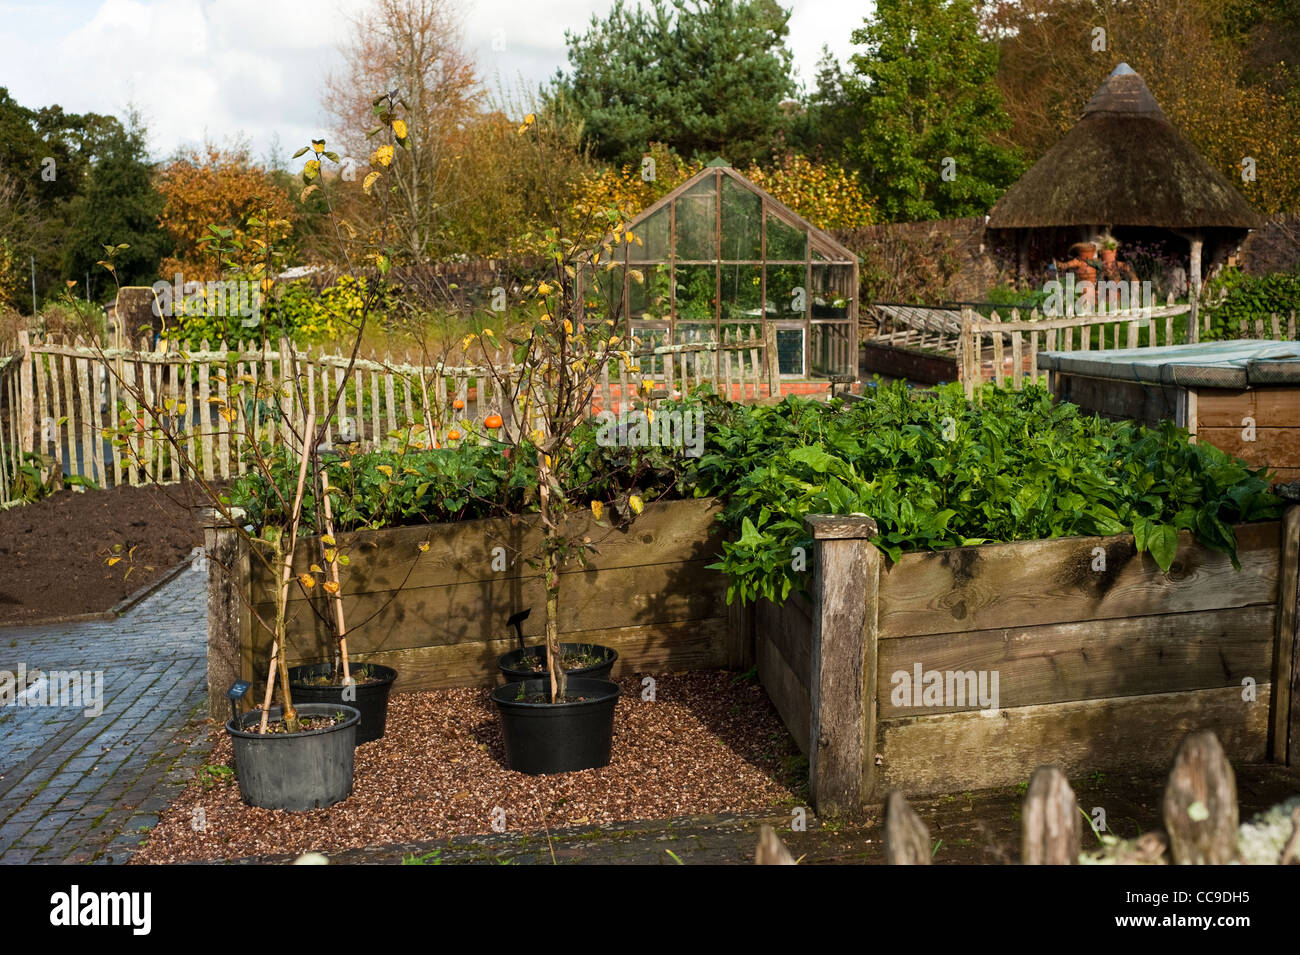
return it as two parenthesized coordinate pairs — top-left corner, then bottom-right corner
(1203, 268), (1300, 341)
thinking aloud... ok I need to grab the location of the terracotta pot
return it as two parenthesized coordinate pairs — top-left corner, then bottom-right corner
(1100, 248), (1117, 265)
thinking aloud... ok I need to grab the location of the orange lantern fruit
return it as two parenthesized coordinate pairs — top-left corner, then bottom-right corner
(485, 413), (504, 430)
(453, 399), (465, 410)
(448, 429), (461, 441)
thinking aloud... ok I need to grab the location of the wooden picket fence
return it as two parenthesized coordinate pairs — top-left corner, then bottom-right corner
(877, 730), (1295, 866)
(0, 330), (774, 502)
(959, 300), (1300, 399)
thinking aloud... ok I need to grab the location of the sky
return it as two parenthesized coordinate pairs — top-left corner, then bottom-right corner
(0, 0), (873, 165)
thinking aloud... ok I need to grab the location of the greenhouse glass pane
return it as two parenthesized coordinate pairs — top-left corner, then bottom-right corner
(674, 178), (718, 261)
(673, 264), (716, 321)
(810, 264), (853, 319)
(629, 264), (671, 320)
(766, 211), (807, 261)
(719, 264), (762, 321)
(809, 322), (855, 377)
(630, 205), (670, 262)
(721, 176), (762, 260)
(765, 264), (806, 318)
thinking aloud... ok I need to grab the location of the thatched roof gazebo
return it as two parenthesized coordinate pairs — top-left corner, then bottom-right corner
(987, 63), (1261, 300)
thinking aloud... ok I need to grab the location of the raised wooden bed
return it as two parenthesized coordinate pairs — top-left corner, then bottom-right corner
(205, 498), (743, 715)
(757, 509), (1300, 813)
(1040, 340), (1300, 485)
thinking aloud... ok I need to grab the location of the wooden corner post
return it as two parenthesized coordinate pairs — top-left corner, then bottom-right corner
(1276, 504), (1300, 765)
(202, 506), (250, 721)
(805, 513), (880, 816)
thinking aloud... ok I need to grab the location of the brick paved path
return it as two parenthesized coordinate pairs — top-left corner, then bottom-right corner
(0, 568), (209, 864)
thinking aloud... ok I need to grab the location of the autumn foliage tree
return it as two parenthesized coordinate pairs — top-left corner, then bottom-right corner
(322, 0), (481, 262)
(156, 144), (295, 280)
(982, 0), (1300, 214)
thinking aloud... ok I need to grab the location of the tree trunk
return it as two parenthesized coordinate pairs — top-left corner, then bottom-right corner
(544, 538), (564, 702)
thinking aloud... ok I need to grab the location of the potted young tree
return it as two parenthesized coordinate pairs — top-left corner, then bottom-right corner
(84, 94), (412, 806)
(477, 110), (648, 774)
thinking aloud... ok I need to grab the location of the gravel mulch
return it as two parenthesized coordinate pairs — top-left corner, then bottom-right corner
(131, 671), (804, 863)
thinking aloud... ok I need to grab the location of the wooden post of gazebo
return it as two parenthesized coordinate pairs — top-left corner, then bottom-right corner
(1188, 233), (1203, 344)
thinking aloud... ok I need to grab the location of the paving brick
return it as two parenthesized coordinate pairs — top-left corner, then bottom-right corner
(0, 572), (209, 865)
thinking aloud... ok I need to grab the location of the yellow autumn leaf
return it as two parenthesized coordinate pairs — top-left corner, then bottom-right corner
(310, 564), (323, 574)
(322, 581), (340, 595)
(563, 319), (573, 335)
(298, 573), (316, 589)
(517, 113), (536, 134)
(107, 556), (122, 567)
(629, 494), (644, 515)
(375, 465), (393, 477)
(392, 118), (408, 140)
(363, 171), (382, 195)
(418, 541), (430, 553)
(372, 145), (394, 168)
(590, 500), (603, 520)
(321, 534), (336, 546)
(537, 281), (553, 295)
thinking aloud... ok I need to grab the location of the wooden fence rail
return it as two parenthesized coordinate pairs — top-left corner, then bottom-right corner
(0, 331), (773, 503)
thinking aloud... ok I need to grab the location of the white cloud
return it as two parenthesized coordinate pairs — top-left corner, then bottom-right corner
(0, 0), (874, 163)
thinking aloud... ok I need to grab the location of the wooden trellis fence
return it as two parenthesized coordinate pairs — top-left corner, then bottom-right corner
(0, 331), (774, 502)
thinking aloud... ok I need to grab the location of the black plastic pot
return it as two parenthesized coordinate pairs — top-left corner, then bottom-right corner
(490, 677), (619, 774)
(497, 643), (617, 683)
(226, 703), (359, 811)
(288, 663), (397, 745)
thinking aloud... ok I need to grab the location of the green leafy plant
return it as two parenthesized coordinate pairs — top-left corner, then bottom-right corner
(693, 381), (1281, 604)
(401, 849), (443, 865)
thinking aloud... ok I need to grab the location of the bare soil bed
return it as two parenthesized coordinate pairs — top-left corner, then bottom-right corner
(0, 483), (208, 625)
(130, 671), (805, 863)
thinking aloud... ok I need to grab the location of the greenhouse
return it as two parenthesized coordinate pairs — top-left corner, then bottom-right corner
(585, 160), (860, 382)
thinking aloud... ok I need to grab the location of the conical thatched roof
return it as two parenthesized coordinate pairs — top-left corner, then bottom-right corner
(987, 64), (1261, 230)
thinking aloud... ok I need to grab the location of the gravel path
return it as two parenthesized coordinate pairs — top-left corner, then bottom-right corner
(131, 671), (804, 863)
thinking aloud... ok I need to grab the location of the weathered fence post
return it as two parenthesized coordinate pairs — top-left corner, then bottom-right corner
(884, 790), (932, 864)
(763, 322), (780, 398)
(16, 330), (33, 456)
(1021, 766), (1081, 865)
(805, 513), (880, 815)
(960, 308), (976, 400)
(1164, 730), (1239, 864)
(754, 824), (797, 865)
(202, 506), (249, 721)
